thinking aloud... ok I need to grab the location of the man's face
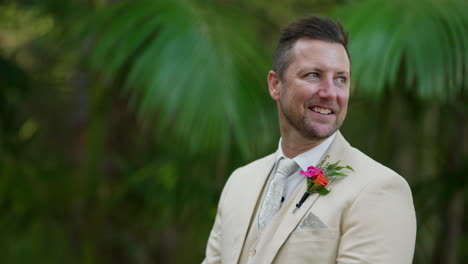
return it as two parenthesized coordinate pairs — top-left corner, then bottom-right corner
(268, 38), (350, 141)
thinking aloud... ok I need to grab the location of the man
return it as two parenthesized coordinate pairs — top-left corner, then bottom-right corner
(203, 16), (416, 264)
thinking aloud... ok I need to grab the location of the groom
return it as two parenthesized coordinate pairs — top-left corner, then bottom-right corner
(202, 16), (416, 264)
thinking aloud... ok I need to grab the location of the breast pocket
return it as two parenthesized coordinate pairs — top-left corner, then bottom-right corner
(274, 229), (340, 264)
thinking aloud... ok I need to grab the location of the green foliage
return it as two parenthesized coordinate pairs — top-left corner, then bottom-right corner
(83, 0), (275, 158)
(332, 0), (468, 102)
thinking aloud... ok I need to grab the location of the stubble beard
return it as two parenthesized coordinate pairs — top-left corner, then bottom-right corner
(281, 101), (342, 141)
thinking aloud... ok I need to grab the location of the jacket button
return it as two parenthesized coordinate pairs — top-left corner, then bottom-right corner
(250, 249), (256, 256)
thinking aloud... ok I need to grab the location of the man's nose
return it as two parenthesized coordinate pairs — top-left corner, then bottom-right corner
(317, 77), (336, 98)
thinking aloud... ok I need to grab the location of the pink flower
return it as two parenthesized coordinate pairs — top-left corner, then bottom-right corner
(300, 166), (324, 178)
(301, 166), (328, 186)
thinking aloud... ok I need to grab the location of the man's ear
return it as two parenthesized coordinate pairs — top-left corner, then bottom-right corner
(267, 70), (282, 101)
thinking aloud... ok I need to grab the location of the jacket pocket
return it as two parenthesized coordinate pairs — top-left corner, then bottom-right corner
(274, 229), (340, 264)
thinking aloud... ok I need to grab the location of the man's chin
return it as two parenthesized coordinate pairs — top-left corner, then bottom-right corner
(302, 126), (338, 141)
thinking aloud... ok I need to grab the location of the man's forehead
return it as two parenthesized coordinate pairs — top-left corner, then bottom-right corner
(292, 38), (347, 54)
(290, 38), (350, 73)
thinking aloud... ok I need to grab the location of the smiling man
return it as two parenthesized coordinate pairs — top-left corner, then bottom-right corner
(203, 16), (416, 264)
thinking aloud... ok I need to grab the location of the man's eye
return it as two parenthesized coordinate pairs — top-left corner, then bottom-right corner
(336, 76), (347, 84)
(307, 73), (320, 79)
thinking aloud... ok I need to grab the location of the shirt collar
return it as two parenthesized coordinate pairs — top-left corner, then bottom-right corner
(275, 132), (337, 171)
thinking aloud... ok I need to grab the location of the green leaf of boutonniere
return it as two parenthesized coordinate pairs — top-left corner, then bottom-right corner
(317, 188), (330, 195)
(327, 161), (340, 171)
(328, 172), (348, 177)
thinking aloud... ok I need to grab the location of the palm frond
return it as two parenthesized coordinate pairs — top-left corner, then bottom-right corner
(83, 0), (275, 158)
(331, 0), (468, 102)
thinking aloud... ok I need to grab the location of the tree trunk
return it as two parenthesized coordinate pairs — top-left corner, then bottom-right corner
(433, 101), (466, 264)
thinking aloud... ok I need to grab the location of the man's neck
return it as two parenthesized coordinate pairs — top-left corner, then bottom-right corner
(280, 133), (327, 158)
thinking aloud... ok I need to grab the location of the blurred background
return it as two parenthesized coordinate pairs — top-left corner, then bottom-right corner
(0, 0), (466, 263)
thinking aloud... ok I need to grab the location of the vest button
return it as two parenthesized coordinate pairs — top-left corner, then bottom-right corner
(249, 249), (256, 256)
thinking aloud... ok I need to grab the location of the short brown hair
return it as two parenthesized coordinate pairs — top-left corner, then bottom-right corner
(273, 16), (350, 80)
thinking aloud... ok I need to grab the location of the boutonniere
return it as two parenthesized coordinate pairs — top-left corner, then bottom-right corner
(296, 155), (354, 208)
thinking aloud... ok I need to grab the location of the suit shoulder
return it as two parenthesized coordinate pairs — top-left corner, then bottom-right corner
(332, 144), (413, 218)
(233, 153), (276, 174)
(348, 146), (396, 173)
(223, 153), (275, 186)
(219, 153), (275, 204)
(344, 146), (410, 190)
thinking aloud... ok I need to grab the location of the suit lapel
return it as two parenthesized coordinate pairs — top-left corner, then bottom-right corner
(231, 153), (276, 264)
(261, 132), (351, 263)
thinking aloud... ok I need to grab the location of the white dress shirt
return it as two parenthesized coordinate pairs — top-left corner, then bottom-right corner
(273, 132), (337, 203)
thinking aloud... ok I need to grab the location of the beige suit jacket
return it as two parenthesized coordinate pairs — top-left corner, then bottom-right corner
(203, 132), (416, 264)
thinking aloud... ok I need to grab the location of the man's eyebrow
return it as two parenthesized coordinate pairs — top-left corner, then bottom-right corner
(303, 67), (350, 75)
(309, 67), (324, 72)
(308, 67), (349, 74)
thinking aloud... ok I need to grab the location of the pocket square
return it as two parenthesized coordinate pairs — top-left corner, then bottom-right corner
(297, 212), (328, 230)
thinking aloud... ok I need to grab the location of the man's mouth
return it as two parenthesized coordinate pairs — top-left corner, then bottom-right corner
(309, 106), (334, 115)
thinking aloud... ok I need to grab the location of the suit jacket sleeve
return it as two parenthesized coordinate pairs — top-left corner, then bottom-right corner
(336, 173), (416, 264)
(202, 169), (236, 264)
